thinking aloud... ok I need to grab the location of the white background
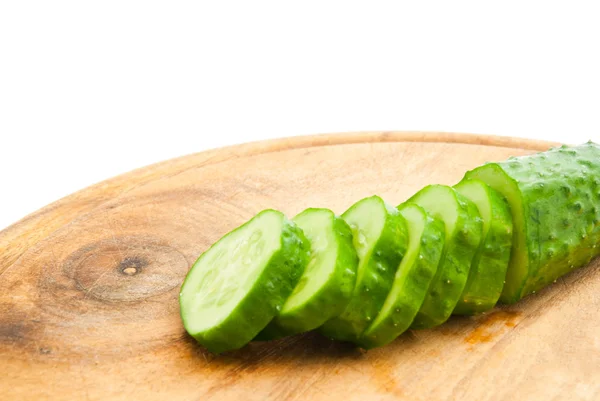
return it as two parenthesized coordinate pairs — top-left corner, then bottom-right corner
(1, 1), (599, 230)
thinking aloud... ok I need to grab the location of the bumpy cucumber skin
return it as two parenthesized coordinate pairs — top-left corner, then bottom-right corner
(453, 180), (513, 315)
(181, 210), (310, 353)
(320, 197), (409, 342)
(466, 142), (600, 303)
(256, 210), (358, 340)
(408, 186), (483, 329)
(358, 205), (444, 349)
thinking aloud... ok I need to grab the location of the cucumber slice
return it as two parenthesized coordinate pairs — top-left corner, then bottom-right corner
(179, 209), (310, 353)
(359, 204), (444, 349)
(407, 185), (483, 329)
(453, 179), (513, 314)
(465, 142), (600, 303)
(320, 195), (409, 342)
(256, 208), (358, 340)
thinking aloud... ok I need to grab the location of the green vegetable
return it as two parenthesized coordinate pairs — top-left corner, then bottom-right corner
(256, 208), (358, 340)
(359, 204), (444, 348)
(320, 196), (408, 342)
(453, 179), (513, 314)
(180, 141), (600, 352)
(179, 209), (310, 353)
(464, 142), (600, 303)
(407, 185), (483, 328)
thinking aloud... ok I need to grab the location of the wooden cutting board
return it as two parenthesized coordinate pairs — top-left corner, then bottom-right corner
(2, 132), (599, 401)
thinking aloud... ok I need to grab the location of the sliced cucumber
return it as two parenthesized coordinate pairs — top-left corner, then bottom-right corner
(320, 195), (408, 342)
(453, 179), (513, 315)
(179, 209), (310, 353)
(465, 142), (600, 303)
(407, 185), (483, 329)
(256, 208), (358, 340)
(359, 204), (444, 349)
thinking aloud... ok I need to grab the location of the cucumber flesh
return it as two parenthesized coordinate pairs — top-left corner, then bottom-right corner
(179, 209), (310, 353)
(407, 185), (483, 329)
(359, 204), (444, 348)
(453, 179), (513, 314)
(256, 208), (358, 339)
(320, 195), (408, 342)
(465, 142), (600, 302)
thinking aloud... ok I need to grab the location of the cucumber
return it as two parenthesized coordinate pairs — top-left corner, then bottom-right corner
(320, 195), (409, 342)
(406, 185), (483, 329)
(358, 204), (445, 348)
(256, 208), (358, 340)
(179, 141), (600, 352)
(464, 142), (600, 303)
(453, 179), (513, 314)
(179, 209), (310, 353)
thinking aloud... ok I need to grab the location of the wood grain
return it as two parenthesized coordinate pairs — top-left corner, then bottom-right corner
(2, 132), (599, 401)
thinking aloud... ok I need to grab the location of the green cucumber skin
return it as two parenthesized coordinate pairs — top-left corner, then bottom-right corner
(320, 197), (409, 342)
(408, 186), (483, 329)
(466, 142), (600, 303)
(453, 180), (514, 315)
(256, 210), (358, 340)
(358, 205), (445, 349)
(181, 210), (310, 353)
